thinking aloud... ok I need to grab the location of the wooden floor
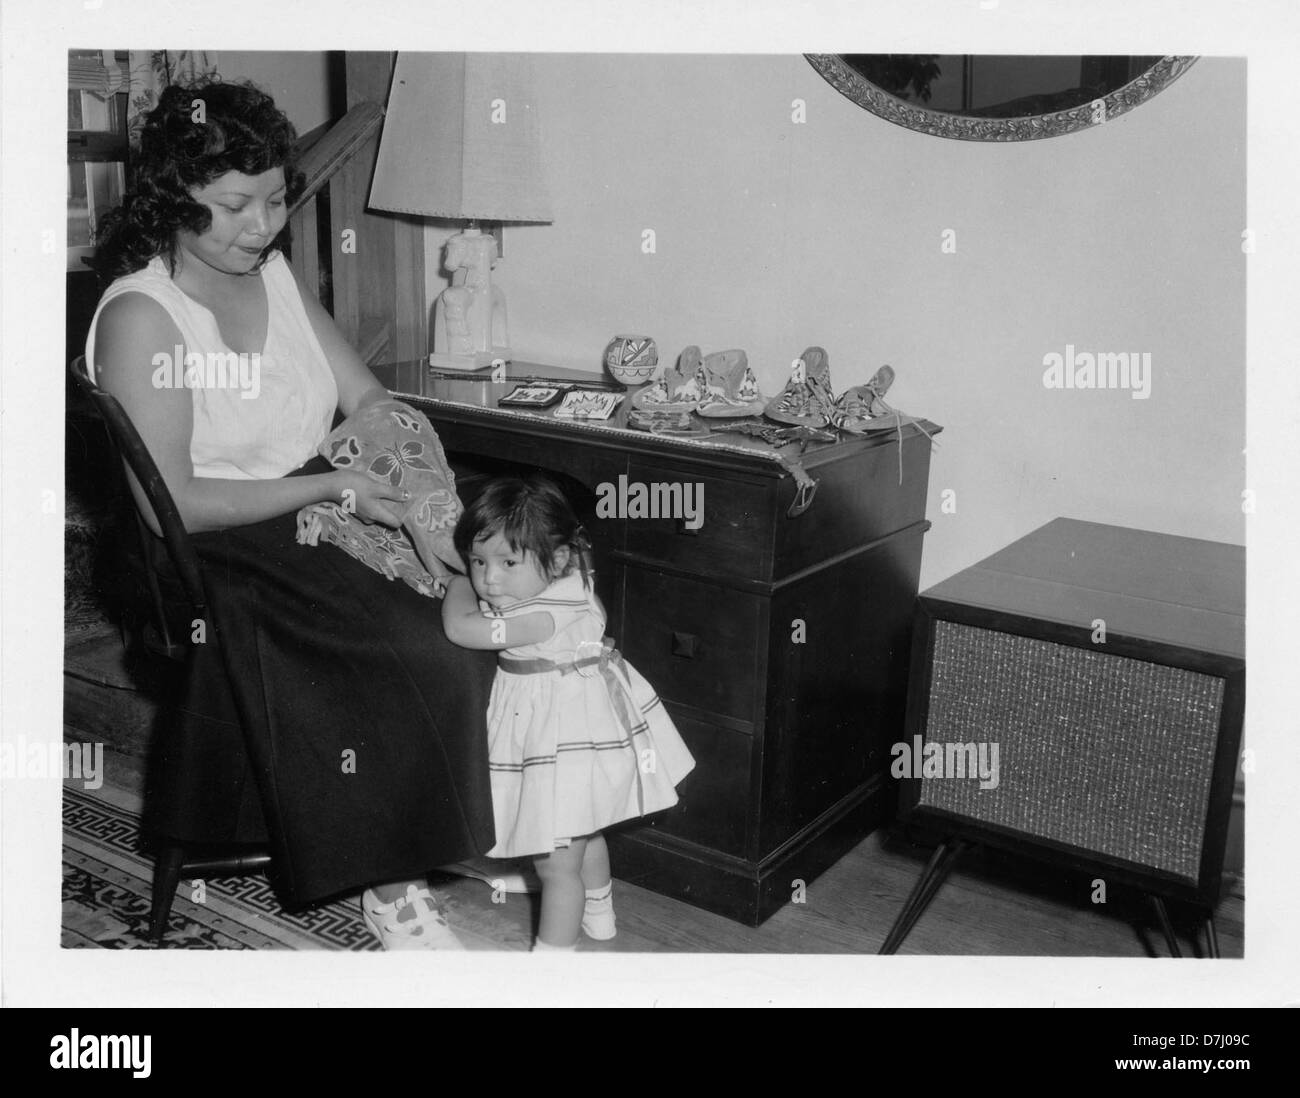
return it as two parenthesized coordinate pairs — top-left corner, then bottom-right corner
(65, 620), (1243, 957)
(80, 741), (1244, 957)
(450, 824), (1242, 957)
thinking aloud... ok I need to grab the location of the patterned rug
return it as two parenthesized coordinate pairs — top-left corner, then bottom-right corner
(62, 784), (383, 950)
(61, 783), (532, 950)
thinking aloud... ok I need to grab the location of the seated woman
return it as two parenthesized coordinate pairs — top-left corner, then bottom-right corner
(87, 77), (496, 949)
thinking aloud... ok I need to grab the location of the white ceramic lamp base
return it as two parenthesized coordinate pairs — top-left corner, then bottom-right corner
(432, 228), (511, 372)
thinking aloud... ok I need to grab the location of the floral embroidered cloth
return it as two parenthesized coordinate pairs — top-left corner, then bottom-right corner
(295, 399), (463, 597)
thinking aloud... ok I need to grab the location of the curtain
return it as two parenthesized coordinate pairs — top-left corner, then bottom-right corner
(68, 50), (220, 149)
(125, 51), (220, 148)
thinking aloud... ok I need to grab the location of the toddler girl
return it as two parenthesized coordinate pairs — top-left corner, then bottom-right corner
(442, 473), (695, 950)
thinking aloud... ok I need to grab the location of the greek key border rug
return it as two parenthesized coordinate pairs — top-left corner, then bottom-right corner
(62, 784), (380, 950)
(61, 784), (528, 951)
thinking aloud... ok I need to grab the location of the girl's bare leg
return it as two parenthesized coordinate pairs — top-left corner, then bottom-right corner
(533, 837), (588, 946)
(581, 832), (611, 891)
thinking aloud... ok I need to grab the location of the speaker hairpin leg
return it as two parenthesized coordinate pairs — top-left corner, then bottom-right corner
(1149, 895), (1183, 958)
(879, 838), (968, 955)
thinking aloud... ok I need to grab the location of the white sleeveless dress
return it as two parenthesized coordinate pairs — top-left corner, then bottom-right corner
(85, 250), (337, 481)
(484, 572), (696, 858)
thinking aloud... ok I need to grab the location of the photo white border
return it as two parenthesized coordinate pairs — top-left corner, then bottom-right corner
(3, 0), (1298, 1007)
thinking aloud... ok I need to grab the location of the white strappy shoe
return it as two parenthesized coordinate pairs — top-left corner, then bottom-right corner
(361, 884), (465, 950)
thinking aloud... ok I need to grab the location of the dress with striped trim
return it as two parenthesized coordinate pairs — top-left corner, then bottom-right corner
(481, 572), (696, 858)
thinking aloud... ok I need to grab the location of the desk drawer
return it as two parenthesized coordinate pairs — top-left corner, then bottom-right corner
(621, 569), (765, 725)
(621, 461), (773, 580)
(633, 710), (752, 858)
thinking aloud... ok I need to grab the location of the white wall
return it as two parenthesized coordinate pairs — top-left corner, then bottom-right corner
(424, 54), (1245, 589)
(219, 51), (332, 135)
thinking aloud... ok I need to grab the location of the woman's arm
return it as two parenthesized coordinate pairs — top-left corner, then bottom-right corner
(94, 292), (406, 535)
(290, 262), (389, 417)
(440, 576), (556, 649)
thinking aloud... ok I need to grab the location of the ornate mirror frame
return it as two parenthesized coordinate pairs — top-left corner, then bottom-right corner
(805, 54), (1198, 141)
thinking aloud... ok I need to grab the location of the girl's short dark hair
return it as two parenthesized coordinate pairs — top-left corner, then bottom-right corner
(453, 474), (592, 586)
(94, 77), (303, 279)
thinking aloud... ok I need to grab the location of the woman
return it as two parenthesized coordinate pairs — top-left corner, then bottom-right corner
(87, 77), (497, 949)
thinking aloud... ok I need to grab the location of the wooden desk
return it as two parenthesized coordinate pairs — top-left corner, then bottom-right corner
(375, 359), (942, 924)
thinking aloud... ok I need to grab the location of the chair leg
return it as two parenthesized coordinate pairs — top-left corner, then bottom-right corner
(1204, 913), (1221, 959)
(879, 838), (967, 955)
(150, 843), (186, 941)
(1149, 894), (1183, 958)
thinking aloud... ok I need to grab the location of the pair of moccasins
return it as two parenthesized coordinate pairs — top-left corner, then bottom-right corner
(765, 347), (916, 434)
(635, 345), (918, 433)
(632, 346), (766, 418)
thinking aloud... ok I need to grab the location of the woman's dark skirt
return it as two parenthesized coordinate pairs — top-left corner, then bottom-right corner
(144, 457), (496, 908)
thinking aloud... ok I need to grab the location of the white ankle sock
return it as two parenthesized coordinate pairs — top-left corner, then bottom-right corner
(581, 882), (617, 940)
(532, 938), (578, 952)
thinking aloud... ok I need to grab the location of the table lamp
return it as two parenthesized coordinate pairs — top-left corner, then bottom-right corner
(369, 52), (553, 370)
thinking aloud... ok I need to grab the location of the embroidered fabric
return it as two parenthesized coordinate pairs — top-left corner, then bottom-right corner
(295, 399), (464, 596)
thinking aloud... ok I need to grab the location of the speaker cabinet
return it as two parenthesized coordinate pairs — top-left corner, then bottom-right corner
(885, 519), (1244, 952)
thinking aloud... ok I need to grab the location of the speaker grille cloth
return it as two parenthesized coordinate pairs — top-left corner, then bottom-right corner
(917, 621), (1224, 881)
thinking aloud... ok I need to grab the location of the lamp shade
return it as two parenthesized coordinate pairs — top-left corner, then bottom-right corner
(369, 52), (552, 223)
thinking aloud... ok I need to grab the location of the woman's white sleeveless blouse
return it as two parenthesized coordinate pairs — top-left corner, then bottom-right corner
(85, 251), (338, 480)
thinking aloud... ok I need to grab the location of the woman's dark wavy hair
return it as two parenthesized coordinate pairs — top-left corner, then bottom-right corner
(94, 77), (303, 279)
(453, 474), (593, 588)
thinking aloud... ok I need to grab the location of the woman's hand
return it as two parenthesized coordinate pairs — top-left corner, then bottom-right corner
(331, 468), (409, 527)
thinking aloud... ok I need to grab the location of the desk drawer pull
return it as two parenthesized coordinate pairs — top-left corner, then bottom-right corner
(671, 631), (700, 659)
(624, 571), (760, 722)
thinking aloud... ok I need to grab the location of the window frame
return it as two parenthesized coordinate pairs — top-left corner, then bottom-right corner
(67, 51), (131, 273)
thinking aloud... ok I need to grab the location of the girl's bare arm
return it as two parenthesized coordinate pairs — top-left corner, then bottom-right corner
(440, 577), (556, 649)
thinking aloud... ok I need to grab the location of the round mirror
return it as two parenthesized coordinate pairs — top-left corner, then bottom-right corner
(805, 54), (1197, 141)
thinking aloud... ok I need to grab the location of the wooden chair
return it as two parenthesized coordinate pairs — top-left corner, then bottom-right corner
(62, 78), (421, 941)
(68, 355), (273, 941)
